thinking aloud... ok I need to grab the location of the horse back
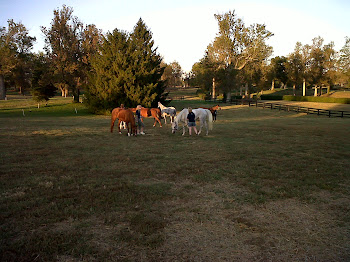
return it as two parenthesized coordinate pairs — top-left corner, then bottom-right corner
(118, 109), (135, 123)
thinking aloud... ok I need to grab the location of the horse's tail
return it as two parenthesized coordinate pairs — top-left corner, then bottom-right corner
(207, 110), (213, 130)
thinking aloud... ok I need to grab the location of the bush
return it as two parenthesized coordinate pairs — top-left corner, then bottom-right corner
(260, 95), (284, 100)
(196, 89), (211, 100)
(283, 95), (350, 104)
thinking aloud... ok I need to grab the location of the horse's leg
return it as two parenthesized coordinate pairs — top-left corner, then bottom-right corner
(198, 120), (202, 135)
(204, 120), (209, 135)
(110, 114), (117, 133)
(117, 120), (122, 134)
(182, 123), (186, 136)
(156, 116), (162, 127)
(127, 122), (131, 136)
(119, 121), (124, 130)
(164, 114), (167, 124)
(154, 117), (162, 127)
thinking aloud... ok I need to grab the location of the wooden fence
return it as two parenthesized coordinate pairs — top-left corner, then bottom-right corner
(230, 100), (350, 118)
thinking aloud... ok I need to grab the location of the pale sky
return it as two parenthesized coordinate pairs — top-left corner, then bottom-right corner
(1, 0), (349, 72)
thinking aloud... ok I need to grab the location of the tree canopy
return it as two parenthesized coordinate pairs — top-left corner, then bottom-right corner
(85, 18), (166, 112)
(0, 19), (36, 97)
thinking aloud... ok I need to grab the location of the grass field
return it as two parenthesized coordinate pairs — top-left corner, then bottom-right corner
(1, 94), (350, 261)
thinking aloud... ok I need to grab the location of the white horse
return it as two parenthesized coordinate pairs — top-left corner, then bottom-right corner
(158, 102), (176, 124)
(172, 108), (213, 136)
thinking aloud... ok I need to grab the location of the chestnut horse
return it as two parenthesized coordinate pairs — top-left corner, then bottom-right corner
(110, 108), (136, 136)
(199, 105), (221, 121)
(131, 107), (162, 127)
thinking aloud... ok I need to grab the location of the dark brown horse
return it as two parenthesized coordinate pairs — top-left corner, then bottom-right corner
(110, 108), (136, 136)
(131, 107), (162, 127)
(199, 105), (221, 121)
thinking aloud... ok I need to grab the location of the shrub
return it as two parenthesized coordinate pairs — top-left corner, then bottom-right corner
(283, 95), (350, 104)
(260, 95), (284, 100)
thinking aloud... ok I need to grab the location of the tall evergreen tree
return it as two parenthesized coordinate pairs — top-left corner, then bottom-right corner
(86, 18), (166, 112)
(127, 18), (165, 107)
(86, 29), (130, 110)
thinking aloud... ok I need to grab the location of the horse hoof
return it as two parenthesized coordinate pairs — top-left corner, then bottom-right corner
(119, 132), (122, 134)
(128, 133), (130, 136)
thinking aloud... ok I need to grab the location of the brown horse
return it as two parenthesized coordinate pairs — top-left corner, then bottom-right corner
(131, 107), (162, 127)
(199, 105), (221, 121)
(110, 108), (136, 136)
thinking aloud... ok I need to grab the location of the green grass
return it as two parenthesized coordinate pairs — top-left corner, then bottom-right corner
(1, 95), (350, 261)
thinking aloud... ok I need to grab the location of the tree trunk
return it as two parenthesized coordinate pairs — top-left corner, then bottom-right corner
(212, 77), (216, 99)
(226, 92), (231, 102)
(240, 86), (243, 96)
(244, 83), (249, 97)
(302, 79), (306, 96)
(0, 74), (6, 100)
(73, 88), (80, 103)
(314, 86), (318, 97)
(271, 80), (275, 90)
(293, 84), (296, 96)
(60, 85), (68, 97)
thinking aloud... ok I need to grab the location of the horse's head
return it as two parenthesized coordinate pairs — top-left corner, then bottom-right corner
(171, 121), (178, 134)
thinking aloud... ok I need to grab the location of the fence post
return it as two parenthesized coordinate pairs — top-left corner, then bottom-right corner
(328, 110), (331, 117)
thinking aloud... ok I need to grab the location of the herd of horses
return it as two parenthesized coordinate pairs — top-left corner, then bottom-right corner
(110, 102), (221, 136)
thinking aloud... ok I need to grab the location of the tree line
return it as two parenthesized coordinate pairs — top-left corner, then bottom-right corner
(1, 7), (349, 109)
(0, 5), (182, 112)
(190, 10), (350, 100)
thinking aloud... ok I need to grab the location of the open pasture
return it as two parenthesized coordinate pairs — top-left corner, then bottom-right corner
(1, 98), (350, 261)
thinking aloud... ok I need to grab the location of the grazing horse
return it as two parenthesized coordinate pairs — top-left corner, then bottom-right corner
(131, 107), (162, 127)
(172, 108), (213, 136)
(110, 108), (136, 136)
(199, 105), (221, 121)
(158, 102), (176, 124)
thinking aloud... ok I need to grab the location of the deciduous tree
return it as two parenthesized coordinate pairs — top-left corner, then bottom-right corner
(0, 19), (36, 98)
(31, 52), (57, 106)
(42, 5), (84, 102)
(205, 10), (273, 100)
(338, 37), (350, 87)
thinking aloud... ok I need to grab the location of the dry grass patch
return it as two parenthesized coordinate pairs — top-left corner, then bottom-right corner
(1, 100), (350, 261)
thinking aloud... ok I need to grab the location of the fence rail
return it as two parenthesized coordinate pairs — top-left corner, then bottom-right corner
(230, 99), (350, 118)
